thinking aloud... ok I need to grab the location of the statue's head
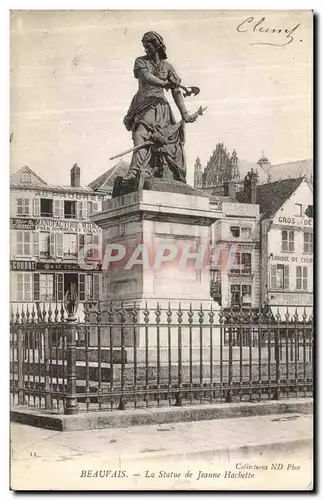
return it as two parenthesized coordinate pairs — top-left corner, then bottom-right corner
(142, 32), (167, 60)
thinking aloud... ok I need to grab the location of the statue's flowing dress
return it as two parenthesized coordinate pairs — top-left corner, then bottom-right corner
(123, 56), (186, 182)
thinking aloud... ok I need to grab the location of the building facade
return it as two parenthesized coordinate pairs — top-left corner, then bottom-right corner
(257, 178), (313, 313)
(10, 165), (109, 316)
(210, 172), (261, 310)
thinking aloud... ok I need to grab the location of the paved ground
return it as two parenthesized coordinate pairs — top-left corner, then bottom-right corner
(10, 413), (313, 491)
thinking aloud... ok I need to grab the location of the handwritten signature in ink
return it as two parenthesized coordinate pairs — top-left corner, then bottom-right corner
(237, 16), (301, 47)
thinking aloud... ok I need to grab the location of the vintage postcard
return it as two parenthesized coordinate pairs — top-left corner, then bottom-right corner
(10, 10), (313, 491)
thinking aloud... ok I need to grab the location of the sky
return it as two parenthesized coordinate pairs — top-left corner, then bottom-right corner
(10, 10), (313, 186)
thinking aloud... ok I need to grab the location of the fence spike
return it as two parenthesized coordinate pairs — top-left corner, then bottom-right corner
(285, 307), (290, 323)
(48, 303), (53, 323)
(155, 302), (161, 323)
(293, 307), (299, 323)
(130, 301), (139, 324)
(42, 303), (47, 323)
(15, 305), (20, 324)
(177, 302), (183, 323)
(188, 303), (194, 323)
(26, 304), (30, 324)
(10, 305), (14, 324)
(302, 307), (307, 323)
(54, 303), (59, 323)
(30, 304), (36, 324)
(36, 303), (42, 323)
(143, 301), (150, 323)
(208, 303), (215, 324)
(21, 304), (26, 325)
(166, 302), (172, 324)
(60, 303), (65, 322)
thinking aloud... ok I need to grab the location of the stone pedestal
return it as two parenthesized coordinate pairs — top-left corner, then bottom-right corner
(92, 186), (221, 347)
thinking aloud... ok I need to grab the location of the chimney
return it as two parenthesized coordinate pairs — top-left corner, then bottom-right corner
(243, 169), (257, 204)
(223, 180), (236, 198)
(71, 163), (80, 187)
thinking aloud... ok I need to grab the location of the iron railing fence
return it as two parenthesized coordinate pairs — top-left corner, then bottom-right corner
(10, 302), (314, 414)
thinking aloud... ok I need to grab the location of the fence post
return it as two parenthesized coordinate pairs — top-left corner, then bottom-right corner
(44, 327), (52, 410)
(64, 286), (79, 415)
(17, 328), (24, 405)
(64, 314), (79, 414)
(274, 326), (280, 400)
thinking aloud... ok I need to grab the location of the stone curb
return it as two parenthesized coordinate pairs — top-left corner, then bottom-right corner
(119, 437), (313, 463)
(10, 398), (313, 432)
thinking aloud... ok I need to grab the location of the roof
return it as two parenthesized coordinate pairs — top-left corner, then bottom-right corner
(10, 182), (96, 194)
(268, 159), (313, 183)
(237, 178), (304, 218)
(88, 160), (130, 191)
(10, 165), (48, 187)
(239, 159), (267, 184)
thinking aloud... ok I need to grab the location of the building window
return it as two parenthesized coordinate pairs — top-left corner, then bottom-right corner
(79, 273), (100, 302)
(39, 274), (55, 301)
(241, 227), (251, 239)
(231, 252), (252, 274)
(296, 266), (308, 291)
(63, 233), (78, 257)
(270, 264), (289, 290)
(303, 232), (313, 253)
(34, 273), (63, 302)
(230, 226), (240, 238)
(39, 232), (50, 256)
(64, 200), (76, 219)
(16, 273), (32, 301)
(231, 284), (251, 307)
(281, 230), (294, 252)
(17, 198), (30, 216)
(40, 198), (53, 217)
(16, 231), (31, 256)
(295, 203), (303, 216)
(79, 234), (100, 260)
(21, 172), (31, 184)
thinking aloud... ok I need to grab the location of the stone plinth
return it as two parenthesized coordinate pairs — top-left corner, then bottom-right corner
(92, 187), (221, 346)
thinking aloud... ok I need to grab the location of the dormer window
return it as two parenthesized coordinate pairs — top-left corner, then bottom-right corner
(21, 172), (31, 184)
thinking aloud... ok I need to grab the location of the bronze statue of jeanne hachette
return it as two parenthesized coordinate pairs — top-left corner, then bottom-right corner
(111, 31), (206, 197)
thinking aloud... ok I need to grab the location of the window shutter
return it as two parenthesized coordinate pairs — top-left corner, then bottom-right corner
(56, 232), (63, 257)
(93, 234), (100, 259)
(56, 273), (64, 302)
(24, 232), (31, 256)
(59, 200), (64, 218)
(16, 231), (23, 255)
(33, 197), (40, 217)
(76, 201), (82, 219)
(284, 265), (290, 290)
(93, 274), (100, 300)
(17, 198), (23, 216)
(54, 199), (60, 218)
(33, 232), (39, 256)
(50, 232), (56, 257)
(271, 265), (277, 289)
(82, 201), (87, 220)
(303, 266), (308, 290)
(24, 198), (30, 216)
(33, 273), (40, 302)
(79, 274), (86, 301)
(24, 273), (32, 301)
(16, 273), (23, 301)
